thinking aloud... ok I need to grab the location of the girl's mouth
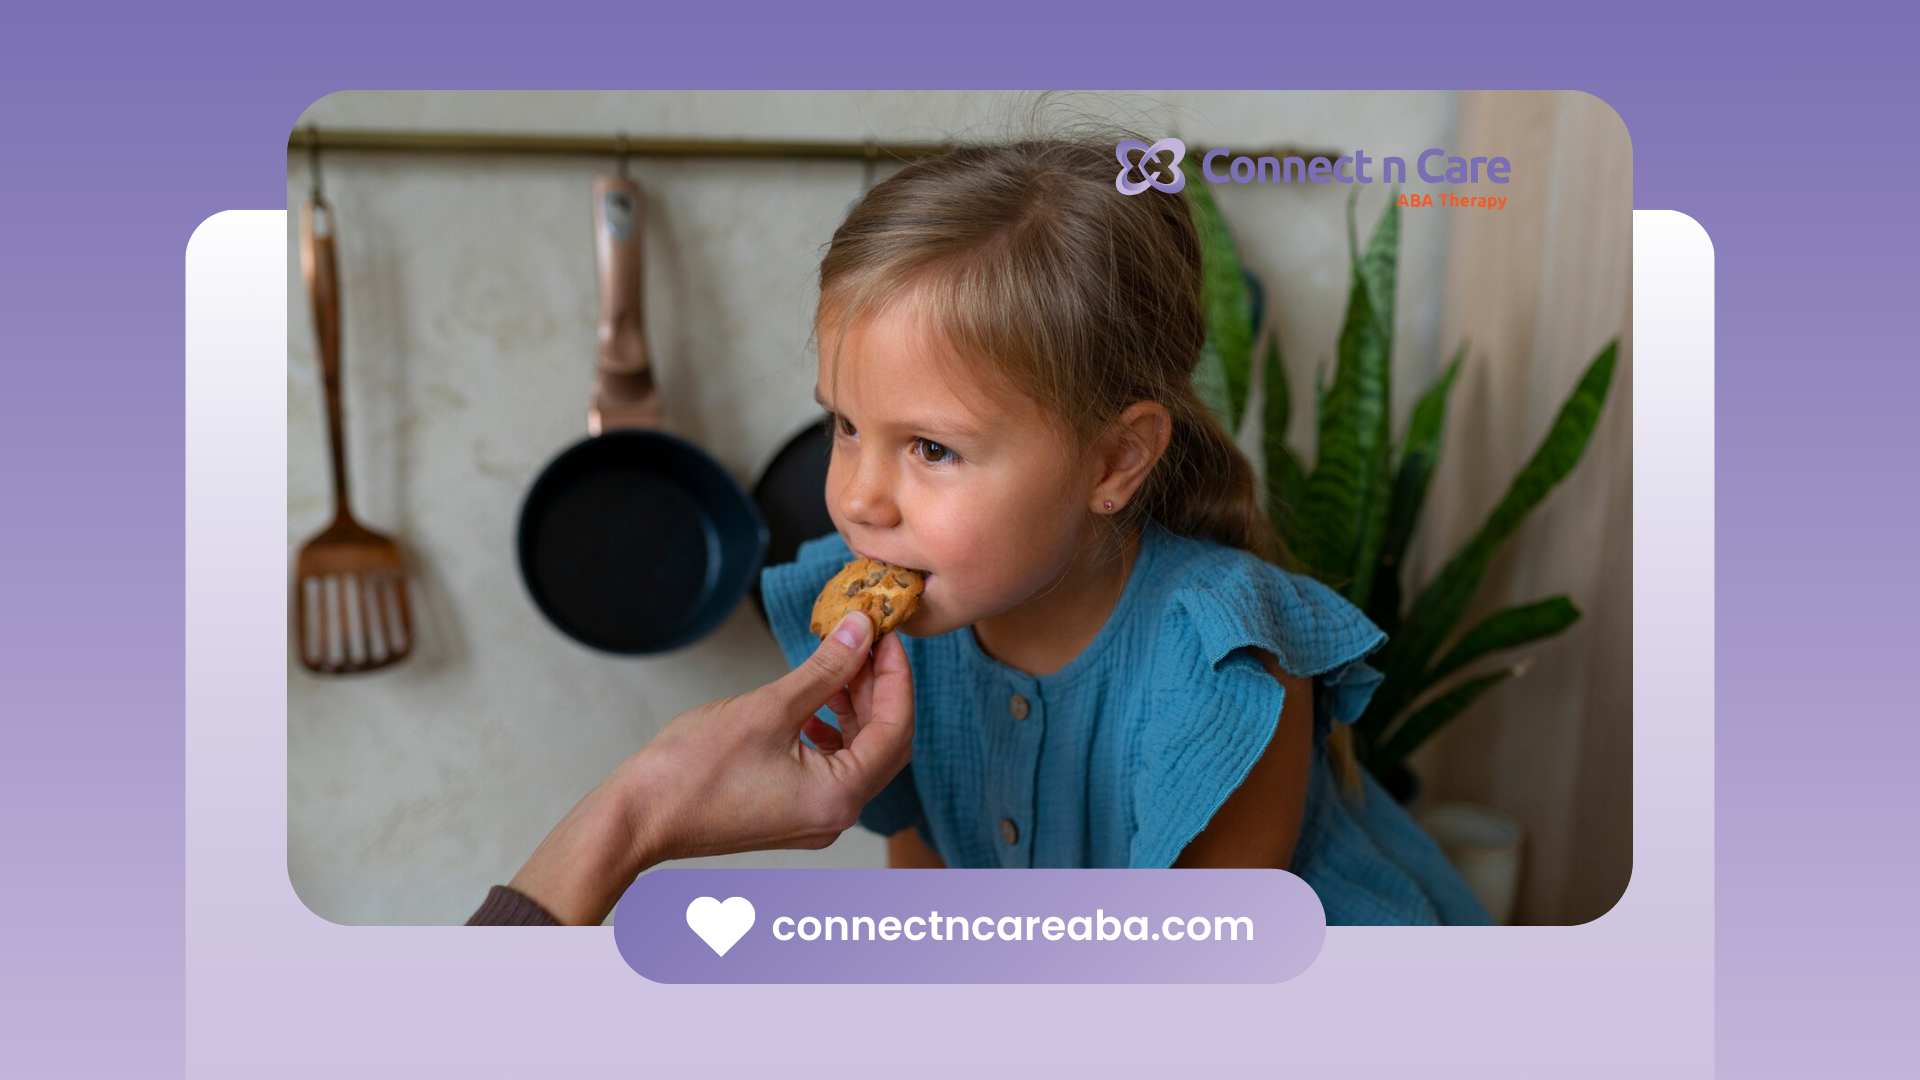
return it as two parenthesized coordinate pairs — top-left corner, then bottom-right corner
(854, 547), (930, 580)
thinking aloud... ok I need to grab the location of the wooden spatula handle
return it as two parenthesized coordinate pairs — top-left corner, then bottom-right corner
(301, 197), (354, 524)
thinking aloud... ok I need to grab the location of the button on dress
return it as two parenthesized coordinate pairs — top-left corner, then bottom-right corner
(761, 522), (1493, 925)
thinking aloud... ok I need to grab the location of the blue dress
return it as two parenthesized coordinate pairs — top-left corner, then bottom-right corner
(760, 521), (1493, 926)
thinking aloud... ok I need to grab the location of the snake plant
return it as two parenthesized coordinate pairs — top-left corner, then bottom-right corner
(1188, 181), (1618, 784)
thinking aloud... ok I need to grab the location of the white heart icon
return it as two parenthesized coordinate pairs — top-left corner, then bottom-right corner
(685, 896), (755, 957)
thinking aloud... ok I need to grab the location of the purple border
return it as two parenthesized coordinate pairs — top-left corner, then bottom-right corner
(7, 21), (1906, 1078)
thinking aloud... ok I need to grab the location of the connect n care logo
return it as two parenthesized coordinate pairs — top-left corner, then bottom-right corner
(1115, 138), (1187, 195)
(1115, 138), (1513, 200)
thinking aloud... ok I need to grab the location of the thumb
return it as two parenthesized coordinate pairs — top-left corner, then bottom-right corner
(837, 630), (914, 785)
(767, 612), (872, 721)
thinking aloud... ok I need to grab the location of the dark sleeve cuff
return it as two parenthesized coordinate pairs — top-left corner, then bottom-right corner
(465, 885), (561, 926)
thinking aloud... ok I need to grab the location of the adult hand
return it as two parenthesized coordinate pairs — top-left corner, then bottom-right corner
(504, 612), (913, 925)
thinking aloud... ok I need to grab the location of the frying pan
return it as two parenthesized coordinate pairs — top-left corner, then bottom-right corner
(748, 416), (835, 624)
(517, 175), (767, 654)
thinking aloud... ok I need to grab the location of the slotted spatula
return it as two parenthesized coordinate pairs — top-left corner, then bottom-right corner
(293, 195), (413, 674)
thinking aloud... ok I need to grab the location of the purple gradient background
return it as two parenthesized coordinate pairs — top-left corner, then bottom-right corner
(3, 9), (1906, 1077)
(614, 869), (1326, 983)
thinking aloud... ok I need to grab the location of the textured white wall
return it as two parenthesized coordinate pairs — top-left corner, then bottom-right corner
(286, 91), (1459, 924)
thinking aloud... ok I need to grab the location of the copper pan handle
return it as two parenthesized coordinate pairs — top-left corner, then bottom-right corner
(300, 197), (355, 524)
(590, 175), (662, 434)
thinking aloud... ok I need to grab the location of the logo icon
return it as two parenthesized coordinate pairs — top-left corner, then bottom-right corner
(1115, 138), (1186, 195)
(686, 895), (755, 957)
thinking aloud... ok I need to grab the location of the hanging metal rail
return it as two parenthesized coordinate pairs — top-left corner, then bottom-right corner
(285, 127), (1341, 168)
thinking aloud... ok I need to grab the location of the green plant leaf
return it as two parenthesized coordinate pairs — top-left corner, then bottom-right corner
(1344, 185), (1361, 281)
(1262, 334), (1307, 543)
(1264, 328), (1290, 440)
(1428, 596), (1580, 685)
(1294, 270), (1378, 586)
(1372, 670), (1512, 775)
(1188, 181), (1252, 433)
(1346, 193), (1401, 609)
(1360, 187), (1400, 343)
(1360, 338), (1619, 744)
(1345, 194), (1399, 609)
(1369, 340), (1466, 633)
(1383, 341), (1465, 567)
(1297, 192), (1396, 605)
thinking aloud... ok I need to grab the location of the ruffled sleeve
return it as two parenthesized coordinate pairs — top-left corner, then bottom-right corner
(1128, 553), (1387, 869)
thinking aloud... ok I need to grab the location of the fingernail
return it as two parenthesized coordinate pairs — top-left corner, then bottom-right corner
(832, 612), (870, 649)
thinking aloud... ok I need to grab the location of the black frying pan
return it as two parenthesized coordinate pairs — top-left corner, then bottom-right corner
(748, 417), (836, 625)
(517, 175), (767, 655)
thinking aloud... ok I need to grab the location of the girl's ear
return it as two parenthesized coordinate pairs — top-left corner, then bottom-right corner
(1090, 401), (1173, 513)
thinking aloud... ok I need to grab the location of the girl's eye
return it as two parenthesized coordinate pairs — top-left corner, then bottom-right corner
(831, 413), (855, 438)
(915, 438), (957, 465)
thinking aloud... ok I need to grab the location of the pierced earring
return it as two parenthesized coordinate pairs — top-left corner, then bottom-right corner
(1103, 500), (1115, 512)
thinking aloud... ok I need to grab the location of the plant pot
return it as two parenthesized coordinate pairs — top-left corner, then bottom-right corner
(1417, 801), (1525, 925)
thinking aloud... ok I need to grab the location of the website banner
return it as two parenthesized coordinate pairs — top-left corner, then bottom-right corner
(615, 869), (1325, 983)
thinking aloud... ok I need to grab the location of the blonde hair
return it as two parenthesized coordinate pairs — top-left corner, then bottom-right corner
(816, 136), (1365, 801)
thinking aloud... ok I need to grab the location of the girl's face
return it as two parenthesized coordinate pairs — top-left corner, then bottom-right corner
(815, 296), (1097, 639)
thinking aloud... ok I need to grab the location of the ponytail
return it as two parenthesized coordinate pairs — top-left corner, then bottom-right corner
(1131, 391), (1282, 567)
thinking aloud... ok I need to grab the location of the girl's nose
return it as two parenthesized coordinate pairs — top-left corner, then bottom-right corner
(837, 453), (901, 530)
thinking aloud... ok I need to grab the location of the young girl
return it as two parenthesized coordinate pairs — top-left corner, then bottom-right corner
(761, 138), (1491, 925)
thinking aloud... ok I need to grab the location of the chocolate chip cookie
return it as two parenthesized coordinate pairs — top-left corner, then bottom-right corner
(810, 557), (925, 640)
